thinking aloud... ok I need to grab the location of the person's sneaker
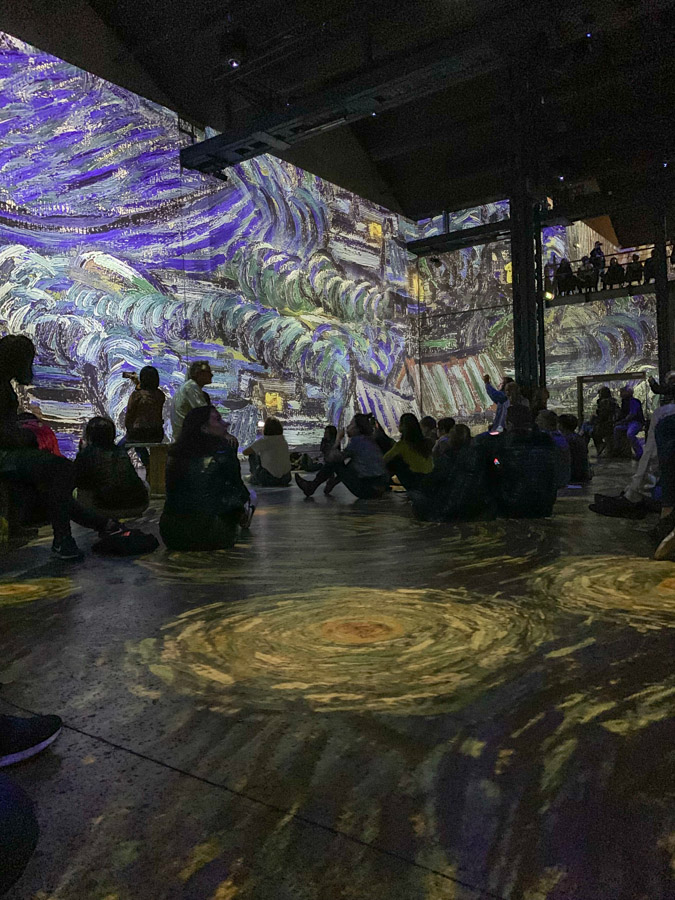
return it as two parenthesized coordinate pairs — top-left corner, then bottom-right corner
(655, 527), (675, 560)
(0, 714), (63, 767)
(51, 536), (84, 560)
(294, 473), (315, 497)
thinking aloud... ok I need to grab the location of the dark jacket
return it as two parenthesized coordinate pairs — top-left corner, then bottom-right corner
(489, 430), (558, 518)
(74, 445), (148, 510)
(412, 444), (491, 521)
(160, 440), (249, 550)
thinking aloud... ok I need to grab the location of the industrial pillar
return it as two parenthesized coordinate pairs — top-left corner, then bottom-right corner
(654, 201), (673, 382)
(509, 70), (540, 392)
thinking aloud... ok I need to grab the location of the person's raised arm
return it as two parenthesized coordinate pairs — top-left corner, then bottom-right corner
(483, 374), (508, 404)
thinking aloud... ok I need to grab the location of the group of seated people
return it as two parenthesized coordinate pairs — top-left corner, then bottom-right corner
(554, 251), (659, 296)
(1, 332), (636, 560)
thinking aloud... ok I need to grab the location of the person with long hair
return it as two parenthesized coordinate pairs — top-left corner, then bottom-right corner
(382, 412), (433, 491)
(0, 335), (121, 559)
(242, 417), (292, 486)
(123, 365), (166, 467)
(75, 416), (149, 516)
(160, 405), (253, 550)
(295, 413), (388, 499)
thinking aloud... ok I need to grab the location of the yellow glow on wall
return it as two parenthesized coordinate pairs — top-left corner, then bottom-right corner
(265, 391), (283, 412)
(368, 222), (383, 242)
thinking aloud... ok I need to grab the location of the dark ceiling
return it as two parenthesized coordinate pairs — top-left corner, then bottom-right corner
(4, 0), (675, 244)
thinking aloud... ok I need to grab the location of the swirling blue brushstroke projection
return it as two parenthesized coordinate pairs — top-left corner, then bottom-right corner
(0, 31), (657, 450)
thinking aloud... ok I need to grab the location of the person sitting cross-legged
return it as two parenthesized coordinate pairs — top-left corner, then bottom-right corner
(489, 405), (558, 518)
(295, 413), (389, 500)
(382, 413), (434, 491)
(160, 405), (253, 551)
(242, 417), (292, 487)
(432, 417), (456, 459)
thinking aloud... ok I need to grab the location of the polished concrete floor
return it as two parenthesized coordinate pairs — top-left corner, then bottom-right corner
(1, 460), (675, 900)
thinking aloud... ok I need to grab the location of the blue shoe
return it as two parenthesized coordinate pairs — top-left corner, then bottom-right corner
(0, 714), (63, 767)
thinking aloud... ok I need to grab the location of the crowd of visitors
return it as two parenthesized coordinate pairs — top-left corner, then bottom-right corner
(4, 331), (675, 898)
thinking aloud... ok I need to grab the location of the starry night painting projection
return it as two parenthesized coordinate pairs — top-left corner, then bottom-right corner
(0, 31), (418, 453)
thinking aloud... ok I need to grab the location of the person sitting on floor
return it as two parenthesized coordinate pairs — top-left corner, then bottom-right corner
(535, 409), (571, 489)
(160, 405), (253, 551)
(293, 424), (338, 472)
(170, 361), (213, 439)
(613, 385), (645, 460)
(412, 425), (490, 521)
(432, 416), (456, 458)
(295, 413), (389, 500)
(123, 365), (165, 468)
(420, 416), (438, 452)
(0, 335), (122, 559)
(74, 416), (149, 517)
(242, 417), (292, 486)
(382, 412), (434, 491)
(558, 414), (591, 483)
(490, 405), (558, 518)
(367, 414), (396, 454)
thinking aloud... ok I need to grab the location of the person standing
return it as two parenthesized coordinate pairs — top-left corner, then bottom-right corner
(170, 361), (213, 439)
(590, 240), (605, 281)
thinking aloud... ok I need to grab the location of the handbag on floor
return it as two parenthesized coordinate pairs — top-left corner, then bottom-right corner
(93, 528), (159, 556)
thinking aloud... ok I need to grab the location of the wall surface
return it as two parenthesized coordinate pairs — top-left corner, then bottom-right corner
(0, 32), (658, 450)
(0, 31), (422, 452)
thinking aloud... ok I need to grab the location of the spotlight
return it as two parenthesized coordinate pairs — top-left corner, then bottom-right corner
(558, 175), (564, 182)
(543, 290), (555, 301)
(586, 32), (592, 38)
(371, 112), (377, 117)
(664, 162), (669, 168)
(222, 30), (247, 70)
(257, 420), (265, 427)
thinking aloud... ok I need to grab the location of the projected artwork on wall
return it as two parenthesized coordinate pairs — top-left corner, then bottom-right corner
(0, 32), (422, 451)
(0, 31), (658, 449)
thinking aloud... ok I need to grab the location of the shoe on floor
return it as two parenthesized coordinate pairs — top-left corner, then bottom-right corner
(655, 527), (675, 560)
(294, 473), (314, 497)
(51, 536), (84, 560)
(0, 714), (63, 767)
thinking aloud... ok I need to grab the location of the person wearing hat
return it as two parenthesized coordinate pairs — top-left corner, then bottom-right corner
(170, 361), (213, 439)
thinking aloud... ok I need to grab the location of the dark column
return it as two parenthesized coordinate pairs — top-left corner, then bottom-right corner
(510, 188), (539, 390)
(654, 203), (673, 382)
(534, 204), (546, 387)
(509, 68), (539, 391)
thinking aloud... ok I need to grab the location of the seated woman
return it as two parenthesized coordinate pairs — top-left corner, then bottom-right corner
(294, 413), (389, 499)
(243, 417), (292, 486)
(382, 413), (433, 491)
(123, 365), (166, 468)
(160, 405), (253, 551)
(75, 416), (149, 517)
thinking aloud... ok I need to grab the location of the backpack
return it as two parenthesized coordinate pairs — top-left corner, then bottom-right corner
(93, 528), (159, 556)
